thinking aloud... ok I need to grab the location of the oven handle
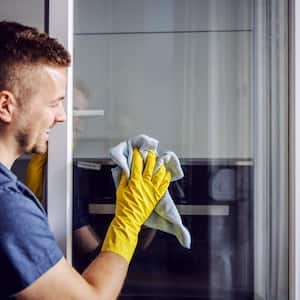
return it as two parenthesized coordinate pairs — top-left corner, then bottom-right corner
(88, 204), (230, 216)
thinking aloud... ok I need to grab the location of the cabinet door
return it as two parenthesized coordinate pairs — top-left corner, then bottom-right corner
(48, 0), (290, 299)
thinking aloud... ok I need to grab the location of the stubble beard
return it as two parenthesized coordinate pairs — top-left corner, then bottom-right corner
(16, 129), (47, 155)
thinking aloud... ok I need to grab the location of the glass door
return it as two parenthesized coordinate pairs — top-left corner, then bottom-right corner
(48, 0), (290, 299)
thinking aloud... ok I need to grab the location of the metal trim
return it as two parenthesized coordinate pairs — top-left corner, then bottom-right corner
(74, 158), (254, 167)
(73, 109), (105, 117)
(89, 204), (230, 216)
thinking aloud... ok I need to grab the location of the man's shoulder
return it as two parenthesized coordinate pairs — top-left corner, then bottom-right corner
(0, 182), (47, 233)
(0, 181), (31, 207)
(0, 175), (44, 206)
(0, 176), (19, 194)
(0, 183), (63, 299)
(0, 182), (25, 210)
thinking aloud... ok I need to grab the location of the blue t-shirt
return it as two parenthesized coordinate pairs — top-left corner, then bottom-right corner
(0, 162), (63, 299)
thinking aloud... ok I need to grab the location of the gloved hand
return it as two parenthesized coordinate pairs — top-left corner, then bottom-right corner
(101, 148), (171, 262)
(25, 152), (48, 205)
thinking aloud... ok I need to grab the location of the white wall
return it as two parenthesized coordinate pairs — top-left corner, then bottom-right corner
(0, 0), (45, 30)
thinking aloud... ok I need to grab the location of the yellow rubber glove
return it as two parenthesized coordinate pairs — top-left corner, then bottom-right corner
(101, 148), (171, 263)
(25, 152), (48, 206)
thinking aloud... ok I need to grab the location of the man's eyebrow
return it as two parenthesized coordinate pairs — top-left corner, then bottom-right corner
(50, 97), (65, 104)
(54, 96), (65, 101)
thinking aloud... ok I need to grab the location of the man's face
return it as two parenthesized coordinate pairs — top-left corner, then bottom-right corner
(14, 65), (67, 154)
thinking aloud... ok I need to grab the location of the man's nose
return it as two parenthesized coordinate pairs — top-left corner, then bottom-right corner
(55, 103), (67, 123)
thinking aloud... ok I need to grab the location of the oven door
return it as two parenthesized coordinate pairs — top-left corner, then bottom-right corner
(73, 160), (254, 300)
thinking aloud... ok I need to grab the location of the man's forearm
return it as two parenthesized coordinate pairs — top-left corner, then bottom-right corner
(82, 251), (128, 300)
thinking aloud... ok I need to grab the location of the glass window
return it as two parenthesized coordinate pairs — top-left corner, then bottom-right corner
(71, 1), (289, 299)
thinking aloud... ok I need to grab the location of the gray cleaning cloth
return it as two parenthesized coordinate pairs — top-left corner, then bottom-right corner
(110, 134), (191, 249)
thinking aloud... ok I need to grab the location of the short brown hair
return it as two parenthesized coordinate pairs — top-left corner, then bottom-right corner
(0, 21), (71, 100)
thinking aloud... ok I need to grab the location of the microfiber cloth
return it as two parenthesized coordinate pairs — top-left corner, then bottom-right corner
(110, 134), (191, 249)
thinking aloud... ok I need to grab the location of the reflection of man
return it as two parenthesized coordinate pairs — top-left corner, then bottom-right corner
(26, 83), (88, 205)
(26, 83), (103, 271)
(0, 21), (170, 299)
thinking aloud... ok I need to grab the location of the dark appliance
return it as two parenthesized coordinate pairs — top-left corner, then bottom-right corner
(73, 159), (254, 300)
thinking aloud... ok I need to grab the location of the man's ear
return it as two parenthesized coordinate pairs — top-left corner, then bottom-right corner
(0, 90), (16, 123)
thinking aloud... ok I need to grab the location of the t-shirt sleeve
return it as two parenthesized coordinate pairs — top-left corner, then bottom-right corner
(0, 190), (63, 296)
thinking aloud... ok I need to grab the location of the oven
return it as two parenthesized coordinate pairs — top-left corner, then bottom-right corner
(73, 159), (253, 300)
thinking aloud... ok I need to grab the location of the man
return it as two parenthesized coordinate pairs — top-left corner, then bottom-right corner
(0, 21), (171, 299)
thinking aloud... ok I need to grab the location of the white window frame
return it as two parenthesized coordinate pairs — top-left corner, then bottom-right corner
(47, 0), (74, 263)
(290, 1), (300, 300)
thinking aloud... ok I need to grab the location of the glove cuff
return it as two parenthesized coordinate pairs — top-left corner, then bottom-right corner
(101, 217), (140, 263)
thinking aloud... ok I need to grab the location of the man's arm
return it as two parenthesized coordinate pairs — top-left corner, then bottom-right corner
(16, 252), (128, 300)
(15, 149), (170, 300)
